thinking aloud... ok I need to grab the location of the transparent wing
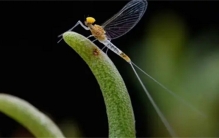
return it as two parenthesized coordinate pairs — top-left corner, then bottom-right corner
(101, 0), (148, 40)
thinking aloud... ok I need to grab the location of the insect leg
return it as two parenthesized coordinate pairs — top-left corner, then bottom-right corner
(86, 35), (97, 43)
(101, 46), (106, 51)
(57, 20), (89, 43)
(106, 48), (109, 55)
(100, 46), (109, 54)
(87, 35), (93, 39)
(92, 39), (97, 43)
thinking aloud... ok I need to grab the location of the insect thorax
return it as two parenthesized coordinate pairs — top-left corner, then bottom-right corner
(90, 24), (106, 41)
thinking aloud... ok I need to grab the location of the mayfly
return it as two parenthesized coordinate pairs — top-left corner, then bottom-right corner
(57, 0), (205, 137)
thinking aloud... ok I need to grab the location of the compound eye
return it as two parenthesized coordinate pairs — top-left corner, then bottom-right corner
(86, 17), (96, 24)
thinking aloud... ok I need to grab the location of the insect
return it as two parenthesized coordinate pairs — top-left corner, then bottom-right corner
(57, 0), (205, 137)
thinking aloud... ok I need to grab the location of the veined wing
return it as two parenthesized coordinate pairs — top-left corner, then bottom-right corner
(101, 0), (148, 40)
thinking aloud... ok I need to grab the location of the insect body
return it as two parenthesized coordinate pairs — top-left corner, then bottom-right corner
(86, 17), (131, 62)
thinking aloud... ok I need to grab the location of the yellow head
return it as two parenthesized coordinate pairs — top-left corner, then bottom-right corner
(85, 17), (96, 25)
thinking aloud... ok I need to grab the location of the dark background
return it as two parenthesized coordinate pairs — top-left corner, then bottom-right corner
(0, 1), (218, 137)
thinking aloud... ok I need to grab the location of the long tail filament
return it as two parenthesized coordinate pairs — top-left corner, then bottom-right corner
(129, 62), (178, 137)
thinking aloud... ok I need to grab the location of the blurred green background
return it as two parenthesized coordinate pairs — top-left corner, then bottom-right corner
(0, 1), (218, 137)
(128, 11), (219, 137)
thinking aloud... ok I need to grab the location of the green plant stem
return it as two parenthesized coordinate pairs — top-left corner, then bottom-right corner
(63, 32), (135, 137)
(0, 93), (65, 138)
